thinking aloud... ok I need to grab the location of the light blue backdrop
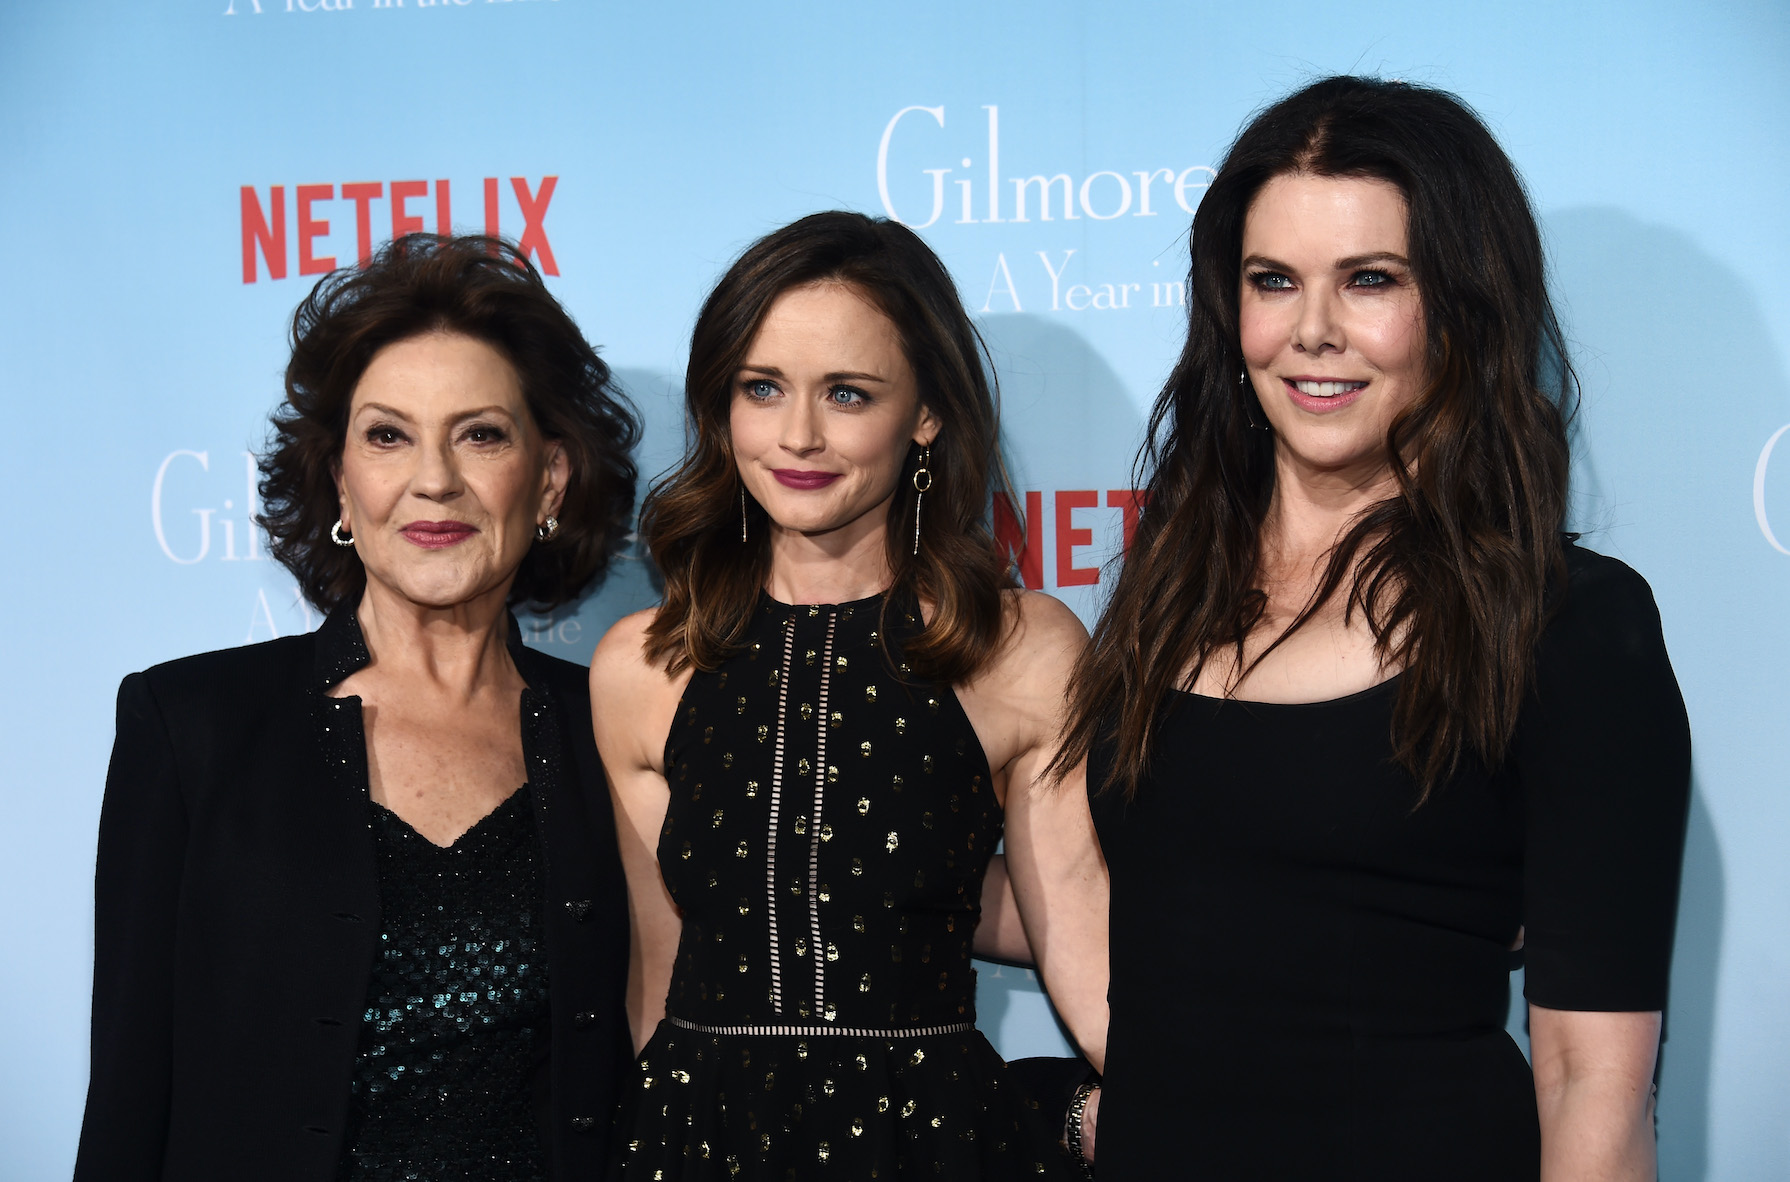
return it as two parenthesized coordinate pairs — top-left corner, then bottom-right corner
(1, 1), (1785, 1177)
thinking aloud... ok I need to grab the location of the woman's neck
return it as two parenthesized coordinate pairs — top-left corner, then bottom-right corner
(1262, 449), (1401, 577)
(763, 506), (893, 606)
(351, 579), (519, 702)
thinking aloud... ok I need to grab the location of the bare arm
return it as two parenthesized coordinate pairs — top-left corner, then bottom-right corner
(971, 853), (1035, 966)
(963, 593), (1109, 1072)
(590, 610), (689, 1055)
(1530, 1005), (1661, 1181)
(1005, 751), (1108, 1072)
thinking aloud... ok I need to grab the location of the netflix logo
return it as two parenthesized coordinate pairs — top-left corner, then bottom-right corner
(239, 176), (559, 283)
(996, 489), (1144, 590)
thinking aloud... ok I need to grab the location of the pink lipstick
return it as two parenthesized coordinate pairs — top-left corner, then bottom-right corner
(1282, 376), (1367, 414)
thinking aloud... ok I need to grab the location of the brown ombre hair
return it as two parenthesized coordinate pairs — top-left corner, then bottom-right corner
(1060, 76), (1575, 799)
(642, 211), (1014, 681)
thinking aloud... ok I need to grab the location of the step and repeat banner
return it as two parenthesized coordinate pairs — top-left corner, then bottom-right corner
(2, 1), (1786, 1176)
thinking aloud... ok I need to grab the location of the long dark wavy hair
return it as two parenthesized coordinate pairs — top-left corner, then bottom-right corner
(1060, 76), (1575, 799)
(259, 234), (640, 613)
(641, 211), (1015, 682)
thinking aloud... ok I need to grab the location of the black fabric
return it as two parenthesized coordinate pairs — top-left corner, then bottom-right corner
(1004, 1057), (1098, 1142)
(337, 786), (550, 1181)
(75, 605), (630, 1182)
(1088, 543), (1690, 1181)
(611, 592), (1078, 1179)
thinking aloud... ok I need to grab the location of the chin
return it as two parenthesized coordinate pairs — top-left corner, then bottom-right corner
(375, 568), (502, 612)
(774, 516), (850, 538)
(759, 499), (847, 534)
(1277, 428), (1387, 465)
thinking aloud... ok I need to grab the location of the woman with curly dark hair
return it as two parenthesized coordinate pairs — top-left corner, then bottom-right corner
(76, 234), (640, 1182)
(1059, 78), (1691, 1179)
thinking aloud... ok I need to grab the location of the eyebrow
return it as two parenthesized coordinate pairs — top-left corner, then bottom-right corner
(353, 402), (518, 422)
(738, 364), (890, 385)
(1242, 251), (1411, 272)
(1336, 251), (1410, 270)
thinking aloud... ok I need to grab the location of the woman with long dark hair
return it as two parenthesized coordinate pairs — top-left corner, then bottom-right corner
(590, 211), (1106, 1178)
(1059, 78), (1690, 1180)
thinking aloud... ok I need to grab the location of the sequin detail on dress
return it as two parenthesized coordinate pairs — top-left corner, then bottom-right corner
(337, 786), (549, 1182)
(612, 594), (1077, 1179)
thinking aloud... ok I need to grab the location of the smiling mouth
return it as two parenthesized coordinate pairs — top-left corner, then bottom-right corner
(1288, 379), (1368, 398)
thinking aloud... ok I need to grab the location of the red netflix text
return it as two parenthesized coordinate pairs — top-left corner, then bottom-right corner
(995, 489), (1145, 590)
(240, 177), (559, 283)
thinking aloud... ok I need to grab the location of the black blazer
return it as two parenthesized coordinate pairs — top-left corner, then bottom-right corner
(75, 606), (630, 1181)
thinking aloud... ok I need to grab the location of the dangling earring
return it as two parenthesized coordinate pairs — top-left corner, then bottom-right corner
(740, 484), (749, 544)
(910, 446), (932, 557)
(330, 520), (355, 547)
(1240, 367), (1271, 432)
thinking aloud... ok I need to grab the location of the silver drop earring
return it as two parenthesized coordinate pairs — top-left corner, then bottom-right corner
(1241, 367), (1271, 431)
(740, 485), (748, 543)
(911, 446), (932, 557)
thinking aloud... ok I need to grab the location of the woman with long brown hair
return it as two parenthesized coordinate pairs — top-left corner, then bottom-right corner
(590, 211), (1106, 1178)
(1060, 78), (1690, 1179)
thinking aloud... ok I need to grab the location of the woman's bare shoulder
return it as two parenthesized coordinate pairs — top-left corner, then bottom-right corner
(589, 608), (679, 697)
(968, 590), (1088, 696)
(1000, 589), (1089, 660)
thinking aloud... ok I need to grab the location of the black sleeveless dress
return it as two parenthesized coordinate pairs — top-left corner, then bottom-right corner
(1088, 544), (1691, 1180)
(612, 593), (1077, 1179)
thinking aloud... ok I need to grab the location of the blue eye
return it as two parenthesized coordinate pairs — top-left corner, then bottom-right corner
(1248, 270), (1293, 291)
(742, 379), (779, 401)
(827, 385), (869, 408)
(1351, 270), (1394, 288)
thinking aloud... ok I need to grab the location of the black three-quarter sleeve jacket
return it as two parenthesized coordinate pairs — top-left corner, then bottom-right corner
(74, 605), (631, 1181)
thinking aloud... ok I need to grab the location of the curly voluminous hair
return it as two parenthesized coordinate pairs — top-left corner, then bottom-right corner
(258, 234), (640, 613)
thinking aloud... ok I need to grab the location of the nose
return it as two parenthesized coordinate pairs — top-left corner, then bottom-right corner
(1291, 286), (1343, 356)
(778, 392), (824, 457)
(411, 434), (464, 501)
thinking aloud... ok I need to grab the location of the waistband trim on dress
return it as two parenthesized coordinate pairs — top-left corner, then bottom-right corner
(668, 1015), (975, 1039)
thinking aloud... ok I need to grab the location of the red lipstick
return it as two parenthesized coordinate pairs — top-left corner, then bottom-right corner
(772, 469), (842, 490)
(400, 520), (477, 548)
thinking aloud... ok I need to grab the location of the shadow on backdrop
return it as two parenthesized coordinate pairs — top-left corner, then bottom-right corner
(1662, 789), (1724, 1181)
(522, 366), (686, 658)
(970, 312), (1147, 1060)
(1545, 204), (1786, 1181)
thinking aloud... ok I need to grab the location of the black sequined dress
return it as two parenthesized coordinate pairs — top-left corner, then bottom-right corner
(613, 593), (1077, 1179)
(337, 785), (550, 1182)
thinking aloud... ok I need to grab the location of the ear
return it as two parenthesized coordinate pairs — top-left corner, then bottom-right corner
(540, 439), (571, 519)
(332, 456), (351, 530)
(913, 403), (942, 449)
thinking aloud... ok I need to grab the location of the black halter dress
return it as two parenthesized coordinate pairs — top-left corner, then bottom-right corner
(611, 593), (1077, 1179)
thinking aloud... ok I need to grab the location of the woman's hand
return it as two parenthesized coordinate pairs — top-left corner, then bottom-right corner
(1079, 1084), (1100, 1164)
(1530, 1005), (1661, 1182)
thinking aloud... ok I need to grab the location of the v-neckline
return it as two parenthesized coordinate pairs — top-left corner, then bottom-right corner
(369, 783), (532, 851)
